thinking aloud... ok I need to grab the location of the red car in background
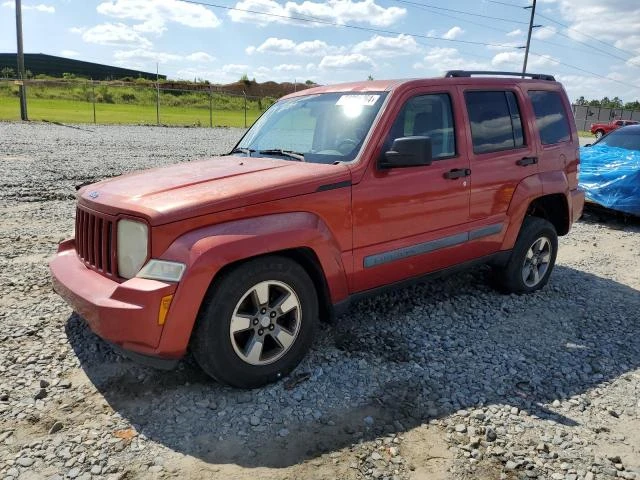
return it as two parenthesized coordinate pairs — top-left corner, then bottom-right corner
(590, 119), (638, 138)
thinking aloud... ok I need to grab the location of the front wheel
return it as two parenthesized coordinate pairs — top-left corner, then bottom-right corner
(493, 216), (558, 294)
(595, 130), (604, 139)
(191, 256), (318, 388)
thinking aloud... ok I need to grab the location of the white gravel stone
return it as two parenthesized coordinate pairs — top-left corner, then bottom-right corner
(0, 123), (639, 480)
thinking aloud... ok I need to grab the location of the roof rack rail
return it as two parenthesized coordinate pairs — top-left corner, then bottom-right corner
(445, 70), (556, 81)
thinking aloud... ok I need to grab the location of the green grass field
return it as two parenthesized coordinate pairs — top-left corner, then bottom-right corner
(0, 96), (260, 127)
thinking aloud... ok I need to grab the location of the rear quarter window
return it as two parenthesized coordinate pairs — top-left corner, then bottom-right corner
(529, 90), (571, 145)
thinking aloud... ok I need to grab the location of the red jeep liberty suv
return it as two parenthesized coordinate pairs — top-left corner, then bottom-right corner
(50, 71), (584, 388)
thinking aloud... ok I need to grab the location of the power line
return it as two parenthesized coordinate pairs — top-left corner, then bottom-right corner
(529, 51), (640, 91)
(489, 0), (637, 58)
(177, 0), (522, 49)
(536, 12), (637, 58)
(388, 0), (514, 35)
(179, 0), (640, 92)
(387, 0), (529, 25)
(541, 27), (632, 64)
(487, 0), (528, 7)
(533, 35), (630, 62)
(487, 0), (527, 7)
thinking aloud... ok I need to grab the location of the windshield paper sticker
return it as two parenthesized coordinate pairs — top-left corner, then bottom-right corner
(336, 94), (380, 106)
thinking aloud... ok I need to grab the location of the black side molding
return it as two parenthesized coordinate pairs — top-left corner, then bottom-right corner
(316, 180), (352, 192)
(332, 250), (512, 318)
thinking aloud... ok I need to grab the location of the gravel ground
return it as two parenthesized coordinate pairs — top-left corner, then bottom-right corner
(1, 122), (639, 480)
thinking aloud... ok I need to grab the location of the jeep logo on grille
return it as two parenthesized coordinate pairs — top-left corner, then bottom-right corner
(88, 191), (99, 199)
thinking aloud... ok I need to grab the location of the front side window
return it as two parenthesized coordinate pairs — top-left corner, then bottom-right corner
(529, 90), (571, 145)
(384, 93), (456, 159)
(465, 91), (525, 154)
(235, 92), (387, 164)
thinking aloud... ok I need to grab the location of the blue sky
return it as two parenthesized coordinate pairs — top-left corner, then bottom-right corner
(1, 0), (640, 102)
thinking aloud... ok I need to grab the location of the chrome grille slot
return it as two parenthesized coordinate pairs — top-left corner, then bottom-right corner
(75, 207), (117, 277)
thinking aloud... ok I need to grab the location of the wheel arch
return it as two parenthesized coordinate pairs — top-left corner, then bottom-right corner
(154, 212), (348, 358)
(200, 247), (335, 327)
(502, 174), (572, 250)
(526, 193), (570, 236)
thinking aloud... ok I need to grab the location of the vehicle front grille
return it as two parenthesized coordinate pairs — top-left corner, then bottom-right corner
(75, 207), (117, 277)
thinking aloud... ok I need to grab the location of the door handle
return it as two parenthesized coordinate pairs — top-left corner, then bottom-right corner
(444, 168), (471, 179)
(517, 156), (538, 166)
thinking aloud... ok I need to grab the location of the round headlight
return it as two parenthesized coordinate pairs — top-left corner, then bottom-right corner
(117, 219), (149, 279)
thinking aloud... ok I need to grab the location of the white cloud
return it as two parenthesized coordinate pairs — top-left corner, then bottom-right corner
(273, 64), (302, 72)
(506, 29), (522, 37)
(417, 47), (489, 73)
(222, 64), (251, 75)
(442, 26), (464, 40)
(533, 26), (557, 40)
(529, 53), (560, 68)
(491, 51), (523, 67)
(113, 49), (181, 64)
(2, 2), (55, 13)
(319, 53), (375, 70)
(60, 50), (79, 58)
(73, 23), (153, 48)
(490, 50), (559, 69)
(352, 34), (419, 57)
(247, 37), (334, 56)
(297, 40), (336, 56)
(557, 0), (640, 47)
(186, 51), (215, 62)
(229, 0), (405, 27)
(97, 0), (221, 34)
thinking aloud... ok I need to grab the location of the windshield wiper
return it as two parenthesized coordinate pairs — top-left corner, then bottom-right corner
(229, 147), (255, 156)
(258, 149), (305, 162)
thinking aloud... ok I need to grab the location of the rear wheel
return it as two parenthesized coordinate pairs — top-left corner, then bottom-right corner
(191, 256), (318, 388)
(493, 216), (558, 294)
(595, 130), (605, 139)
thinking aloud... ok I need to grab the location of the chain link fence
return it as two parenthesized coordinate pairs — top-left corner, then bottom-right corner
(5, 80), (640, 133)
(0, 79), (276, 127)
(572, 104), (640, 133)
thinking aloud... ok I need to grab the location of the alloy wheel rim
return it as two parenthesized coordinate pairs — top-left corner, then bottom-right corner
(229, 280), (302, 365)
(522, 236), (552, 287)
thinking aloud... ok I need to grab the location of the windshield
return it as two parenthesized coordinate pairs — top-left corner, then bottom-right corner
(593, 127), (640, 151)
(235, 92), (388, 164)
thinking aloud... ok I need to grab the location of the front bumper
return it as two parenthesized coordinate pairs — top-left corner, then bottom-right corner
(50, 239), (179, 359)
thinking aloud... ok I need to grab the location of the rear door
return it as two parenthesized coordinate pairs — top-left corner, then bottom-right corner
(460, 87), (538, 254)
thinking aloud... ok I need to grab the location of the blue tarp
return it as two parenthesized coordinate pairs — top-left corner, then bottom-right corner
(579, 145), (640, 216)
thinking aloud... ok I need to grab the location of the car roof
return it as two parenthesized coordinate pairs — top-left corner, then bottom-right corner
(282, 76), (562, 100)
(616, 124), (640, 132)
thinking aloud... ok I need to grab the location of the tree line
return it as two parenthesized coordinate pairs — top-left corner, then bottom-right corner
(575, 96), (640, 110)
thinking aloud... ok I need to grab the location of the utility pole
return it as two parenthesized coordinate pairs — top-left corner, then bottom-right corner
(15, 0), (28, 120)
(156, 62), (160, 125)
(522, 0), (538, 77)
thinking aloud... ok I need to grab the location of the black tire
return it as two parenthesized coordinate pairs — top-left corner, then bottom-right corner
(492, 216), (558, 294)
(595, 130), (604, 139)
(191, 255), (318, 388)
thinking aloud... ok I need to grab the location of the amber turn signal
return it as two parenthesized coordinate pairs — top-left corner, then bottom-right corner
(158, 294), (174, 325)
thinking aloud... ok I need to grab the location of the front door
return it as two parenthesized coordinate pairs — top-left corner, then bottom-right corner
(350, 88), (472, 292)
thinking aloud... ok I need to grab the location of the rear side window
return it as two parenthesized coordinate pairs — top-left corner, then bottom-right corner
(529, 90), (571, 145)
(465, 91), (525, 154)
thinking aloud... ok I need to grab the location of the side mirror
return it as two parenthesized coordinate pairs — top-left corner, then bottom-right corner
(584, 143), (592, 147)
(380, 136), (433, 169)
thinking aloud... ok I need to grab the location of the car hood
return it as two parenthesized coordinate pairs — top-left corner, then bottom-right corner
(77, 155), (351, 225)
